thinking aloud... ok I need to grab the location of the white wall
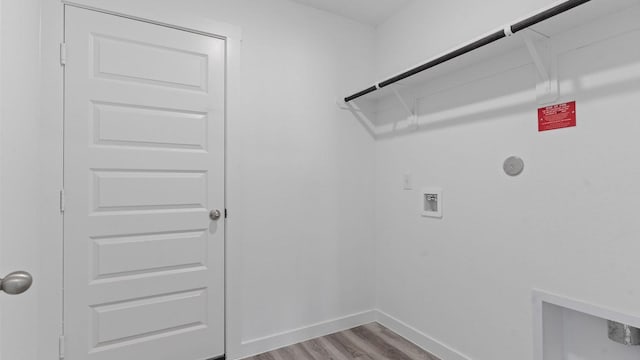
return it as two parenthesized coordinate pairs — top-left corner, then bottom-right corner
(374, 2), (640, 360)
(375, 0), (559, 79)
(6, 1), (639, 360)
(171, 2), (377, 357)
(194, 2), (378, 357)
(0, 1), (42, 359)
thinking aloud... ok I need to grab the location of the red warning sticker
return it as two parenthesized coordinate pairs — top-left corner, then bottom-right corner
(538, 101), (576, 132)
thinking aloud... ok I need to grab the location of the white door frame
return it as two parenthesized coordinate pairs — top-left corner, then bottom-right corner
(39, 1), (242, 358)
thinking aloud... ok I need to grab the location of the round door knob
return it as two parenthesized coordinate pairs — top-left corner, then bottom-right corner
(209, 209), (222, 221)
(0, 271), (33, 295)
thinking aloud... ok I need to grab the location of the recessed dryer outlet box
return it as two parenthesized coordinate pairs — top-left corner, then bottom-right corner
(421, 188), (442, 218)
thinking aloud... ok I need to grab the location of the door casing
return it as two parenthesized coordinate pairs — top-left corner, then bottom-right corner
(38, 2), (243, 359)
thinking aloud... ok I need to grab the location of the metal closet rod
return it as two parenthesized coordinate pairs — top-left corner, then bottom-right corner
(344, 0), (591, 103)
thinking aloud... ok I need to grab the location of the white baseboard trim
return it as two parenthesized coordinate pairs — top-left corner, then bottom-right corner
(375, 310), (473, 360)
(233, 309), (472, 360)
(236, 310), (376, 359)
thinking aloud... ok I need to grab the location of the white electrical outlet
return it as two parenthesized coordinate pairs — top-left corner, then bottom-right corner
(421, 187), (442, 218)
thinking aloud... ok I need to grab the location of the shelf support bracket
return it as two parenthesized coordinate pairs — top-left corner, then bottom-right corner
(336, 99), (356, 111)
(521, 30), (558, 104)
(390, 85), (418, 129)
(335, 98), (380, 138)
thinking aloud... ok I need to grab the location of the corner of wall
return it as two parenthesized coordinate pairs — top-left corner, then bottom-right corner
(229, 310), (377, 360)
(375, 310), (473, 360)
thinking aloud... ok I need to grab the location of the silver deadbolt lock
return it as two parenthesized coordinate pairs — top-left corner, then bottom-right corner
(209, 209), (222, 221)
(0, 271), (33, 295)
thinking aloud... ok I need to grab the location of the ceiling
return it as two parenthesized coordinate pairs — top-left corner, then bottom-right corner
(290, 0), (412, 27)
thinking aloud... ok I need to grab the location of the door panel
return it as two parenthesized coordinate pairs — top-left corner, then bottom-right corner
(91, 288), (208, 348)
(64, 6), (225, 360)
(93, 35), (208, 91)
(92, 230), (207, 280)
(91, 170), (208, 211)
(93, 103), (208, 150)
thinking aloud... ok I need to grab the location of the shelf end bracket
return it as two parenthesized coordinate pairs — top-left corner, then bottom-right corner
(390, 85), (418, 129)
(521, 30), (558, 104)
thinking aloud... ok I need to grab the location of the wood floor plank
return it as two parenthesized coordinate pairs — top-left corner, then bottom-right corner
(318, 336), (352, 360)
(301, 337), (343, 360)
(363, 323), (440, 360)
(339, 328), (390, 360)
(241, 322), (436, 360)
(325, 332), (375, 360)
(273, 347), (295, 360)
(275, 343), (308, 360)
(294, 343), (318, 360)
(298, 340), (324, 360)
(254, 352), (278, 360)
(350, 325), (414, 360)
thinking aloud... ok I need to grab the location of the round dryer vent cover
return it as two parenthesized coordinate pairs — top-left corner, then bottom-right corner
(503, 156), (524, 176)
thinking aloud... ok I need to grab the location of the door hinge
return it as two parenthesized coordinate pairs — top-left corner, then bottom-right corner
(59, 189), (65, 213)
(225, 208), (228, 219)
(58, 335), (65, 359)
(60, 43), (67, 66)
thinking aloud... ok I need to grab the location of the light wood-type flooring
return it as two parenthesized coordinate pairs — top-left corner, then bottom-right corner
(242, 323), (440, 360)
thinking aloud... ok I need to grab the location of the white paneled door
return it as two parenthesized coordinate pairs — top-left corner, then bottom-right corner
(64, 6), (225, 360)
